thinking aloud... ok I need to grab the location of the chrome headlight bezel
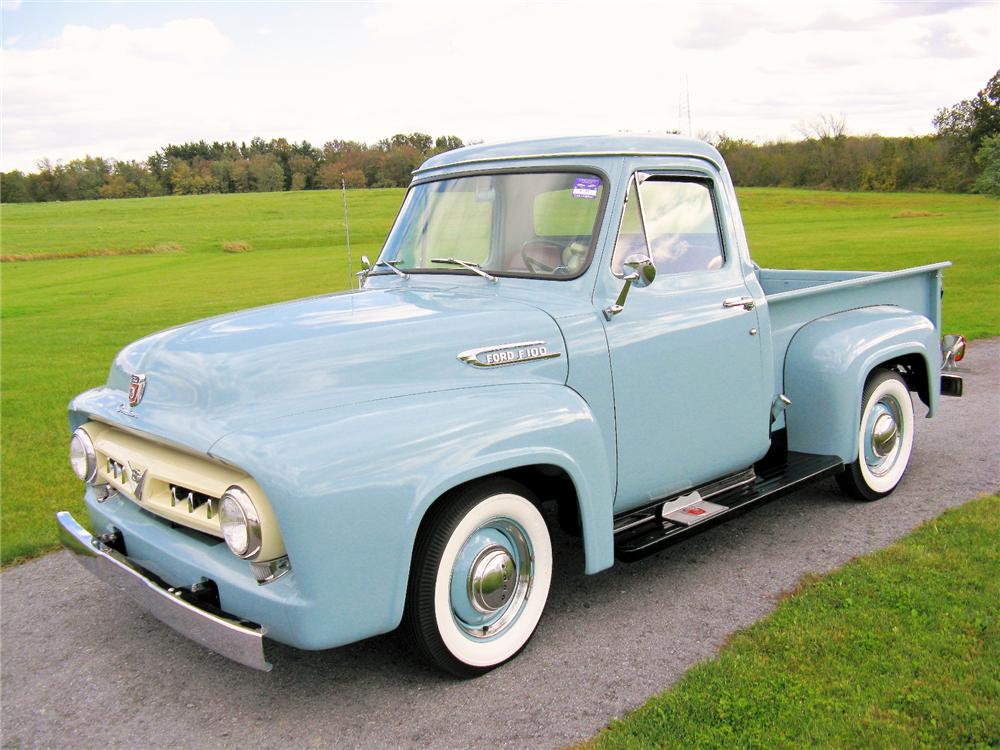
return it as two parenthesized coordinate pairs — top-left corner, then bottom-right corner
(220, 486), (262, 559)
(69, 428), (98, 483)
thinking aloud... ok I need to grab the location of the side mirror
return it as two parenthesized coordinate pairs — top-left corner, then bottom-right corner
(604, 254), (656, 320)
(624, 254), (656, 289)
(360, 255), (372, 271)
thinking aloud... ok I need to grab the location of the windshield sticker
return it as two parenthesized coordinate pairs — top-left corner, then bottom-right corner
(571, 177), (601, 199)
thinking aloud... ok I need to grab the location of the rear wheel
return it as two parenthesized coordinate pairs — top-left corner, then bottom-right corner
(404, 479), (552, 677)
(836, 369), (914, 501)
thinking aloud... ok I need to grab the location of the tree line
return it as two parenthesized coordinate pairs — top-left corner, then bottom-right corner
(1, 72), (997, 203)
(713, 71), (998, 195)
(0, 133), (465, 203)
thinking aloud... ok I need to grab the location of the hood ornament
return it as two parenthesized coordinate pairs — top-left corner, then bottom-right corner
(128, 373), (147, 407)
(458, 341), (560, 368)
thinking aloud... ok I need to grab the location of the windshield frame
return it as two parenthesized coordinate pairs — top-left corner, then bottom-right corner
(371, 166), (611, 282)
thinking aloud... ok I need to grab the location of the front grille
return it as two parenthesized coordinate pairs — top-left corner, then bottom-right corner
(85, 422), (247, 539)
(170, 485), (219, 519)
(82, 420), (285, 560)
(107, 457), (126, 481)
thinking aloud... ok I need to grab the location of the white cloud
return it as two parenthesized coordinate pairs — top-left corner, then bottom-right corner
(53, 18), (233, 62)
(0, 3), (996, 171)
(2, 0), (23, 12)
(1, 18), (238, 168)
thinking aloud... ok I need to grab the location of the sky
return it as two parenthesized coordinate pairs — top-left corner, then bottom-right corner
(1, 0), (998, 172)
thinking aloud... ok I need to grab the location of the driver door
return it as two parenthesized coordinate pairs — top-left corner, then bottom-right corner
(604, 174), (770, 512)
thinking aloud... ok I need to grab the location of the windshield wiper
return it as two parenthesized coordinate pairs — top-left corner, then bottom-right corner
(430, 257), (498, 283)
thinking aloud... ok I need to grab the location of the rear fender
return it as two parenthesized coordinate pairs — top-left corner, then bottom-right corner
(783, 306), (938, 463)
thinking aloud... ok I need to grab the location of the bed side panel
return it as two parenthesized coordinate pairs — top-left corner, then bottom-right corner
(767, 265), (945, 399)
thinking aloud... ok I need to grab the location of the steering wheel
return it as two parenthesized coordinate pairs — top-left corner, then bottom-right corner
(521, 239), (570, 274)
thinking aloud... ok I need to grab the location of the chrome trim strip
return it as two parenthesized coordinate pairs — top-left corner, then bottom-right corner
(457, 340), (561, 368)
(56, 511), (271, 672)
(413, 150), (724, 175)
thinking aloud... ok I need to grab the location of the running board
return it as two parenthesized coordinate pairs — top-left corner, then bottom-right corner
(613, 452), (843, 562)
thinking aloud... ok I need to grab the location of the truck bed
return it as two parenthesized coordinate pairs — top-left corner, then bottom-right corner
(760, 262), (950, 396)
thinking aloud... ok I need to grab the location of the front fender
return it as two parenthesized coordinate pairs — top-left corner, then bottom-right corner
(783, 306), (939, 462)
(209, 383), (614, 650)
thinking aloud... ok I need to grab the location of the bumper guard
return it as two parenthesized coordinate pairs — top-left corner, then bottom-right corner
(56, 511), (271, 671)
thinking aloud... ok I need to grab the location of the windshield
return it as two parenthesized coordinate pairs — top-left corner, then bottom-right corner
(377, 171), (606, 279)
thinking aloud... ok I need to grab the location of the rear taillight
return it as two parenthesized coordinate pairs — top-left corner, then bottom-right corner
(942, 334), (966, 369)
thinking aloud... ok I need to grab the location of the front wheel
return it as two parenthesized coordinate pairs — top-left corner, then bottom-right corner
(404, 479), (552, 677)
(836, 368), (915, 501)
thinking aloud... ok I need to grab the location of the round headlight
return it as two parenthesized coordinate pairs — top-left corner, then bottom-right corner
(220, 486), (262, 559)
(69, 428), (97, 483)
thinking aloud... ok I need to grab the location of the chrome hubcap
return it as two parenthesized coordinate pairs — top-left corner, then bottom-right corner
(864, 397), (903, 476)
(451, 518), (534, 640)
(469, 545), (515, 613)
(871, 412), (898, 458)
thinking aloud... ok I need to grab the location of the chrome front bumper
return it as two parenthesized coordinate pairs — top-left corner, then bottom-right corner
(56, 511), (271, 671)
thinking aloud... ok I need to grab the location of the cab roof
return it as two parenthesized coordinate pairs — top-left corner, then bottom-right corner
(415, 133), (723, 175)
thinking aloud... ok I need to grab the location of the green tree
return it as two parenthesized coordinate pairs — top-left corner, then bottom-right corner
(934, 70), (1000, 190)
(973, 134), (1000, 197)
(288, 154), (316, 190)
(433, 135), (464, 153)
(99, 174), (140, 199)
(230, 159), (251, 193)
(1, 171), (30, 202)
(375, 145), (420, 187)
(934, 71), (1000, 152)
(168, 161), (195, 194)
(379, 133), (433, 153)
(248, 154), (284, 192)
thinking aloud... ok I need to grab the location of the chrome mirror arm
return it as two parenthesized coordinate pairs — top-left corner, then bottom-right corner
(604, 272), (639, 320)
(603, 252), (657, 321)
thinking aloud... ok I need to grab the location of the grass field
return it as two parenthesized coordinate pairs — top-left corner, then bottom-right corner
(584, 493), (1000, 750)
(1, 187), (998, 564)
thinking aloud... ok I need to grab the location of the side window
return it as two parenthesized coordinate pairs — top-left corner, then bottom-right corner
(611, 178), (724, 275)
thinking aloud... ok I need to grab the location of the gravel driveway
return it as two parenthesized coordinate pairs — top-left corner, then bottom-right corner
(3, 338), (998, 750)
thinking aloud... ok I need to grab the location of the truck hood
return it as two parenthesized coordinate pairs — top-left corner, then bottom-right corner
(79, 286), (568, 454)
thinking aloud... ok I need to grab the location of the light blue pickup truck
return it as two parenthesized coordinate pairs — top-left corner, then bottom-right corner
(58, 135), (965, 676)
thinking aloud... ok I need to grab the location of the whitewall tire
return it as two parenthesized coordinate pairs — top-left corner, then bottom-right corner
(404, 479), (552, 677)
(836, 369), (915, 501)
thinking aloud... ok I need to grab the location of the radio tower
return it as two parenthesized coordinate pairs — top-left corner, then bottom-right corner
(678, 74), (693, 136)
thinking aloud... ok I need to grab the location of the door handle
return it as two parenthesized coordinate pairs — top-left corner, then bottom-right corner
(723, 296), (755, 311)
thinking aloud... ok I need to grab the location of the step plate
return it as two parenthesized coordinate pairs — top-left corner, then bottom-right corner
(614, 452), (843, 562)
(663, 500), (728, 526)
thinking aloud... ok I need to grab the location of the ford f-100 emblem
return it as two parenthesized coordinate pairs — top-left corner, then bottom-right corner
(128, 374), (146, 406)
(457, 341), (561, 368)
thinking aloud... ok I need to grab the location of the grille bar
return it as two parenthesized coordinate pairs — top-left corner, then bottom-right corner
(170, 485), (219, 519)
